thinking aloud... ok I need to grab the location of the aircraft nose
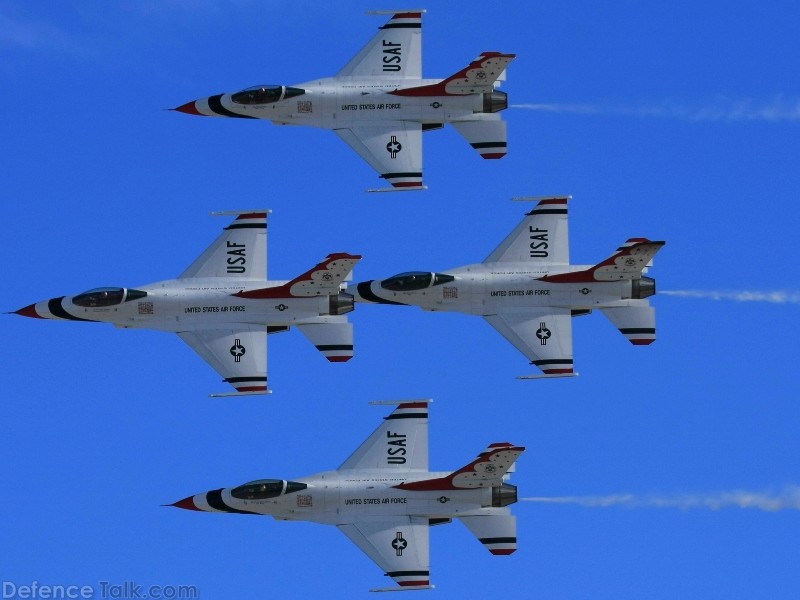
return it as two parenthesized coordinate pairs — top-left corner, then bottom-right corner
(351, 281), (370, 302)
(14, 303), (45, 319)
(172, 100), (206, 116)
(169, 495), (202, 511)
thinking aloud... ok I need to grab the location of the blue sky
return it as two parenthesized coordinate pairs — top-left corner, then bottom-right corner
(2, 1), (799, 598)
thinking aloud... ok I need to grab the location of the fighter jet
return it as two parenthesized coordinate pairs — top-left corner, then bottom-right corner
(173, 11), (514, 191)
(169, 400), (524, 591)
(352, 197), (665, 378)
(14, 211), (360, 396)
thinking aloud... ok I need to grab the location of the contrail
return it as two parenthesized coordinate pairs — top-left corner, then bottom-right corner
(511, 97), (800, 122)
(522, 486), (800, 512)
(661, 290), (800, 304)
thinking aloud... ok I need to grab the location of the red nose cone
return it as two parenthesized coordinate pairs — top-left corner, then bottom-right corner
(170, 496), (201, 511)
(173, 101), (204, 116)
(14, 304), (42, 319)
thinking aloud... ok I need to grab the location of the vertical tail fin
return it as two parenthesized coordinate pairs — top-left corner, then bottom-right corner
(539, 238), (665, 283)
(233, 253), (361, 299)
(395, 442), (525, 491)
(390, 52), (516, 97)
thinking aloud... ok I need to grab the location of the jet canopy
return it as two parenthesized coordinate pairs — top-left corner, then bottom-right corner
(380, 272), (455, 292)
(72, 287), (147, 308)
(231, 479), (308, 500)
(231, 85), (306, 105)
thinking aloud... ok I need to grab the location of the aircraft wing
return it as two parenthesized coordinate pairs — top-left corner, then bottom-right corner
(179, 211), (268, 280)
(484, 197), (570, 265)
(334, 123), (423, 190)
(338, 517), (431, 590)
(177, 327), (268, 395)
(484, 309), (574, 375)
(336, 12), (423, 79)
(338, 401), (428, 471)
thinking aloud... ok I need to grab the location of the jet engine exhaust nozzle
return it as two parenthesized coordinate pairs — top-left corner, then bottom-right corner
(632, 276), (656, 299)
(329, 292), (355, 316)
(483, 91), (508, 113)
(492, 483), (518, 507)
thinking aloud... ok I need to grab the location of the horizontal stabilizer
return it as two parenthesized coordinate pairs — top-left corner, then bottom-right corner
(600, 305), (656, 345)
(296, 321), (354, 362)
(460, 514), (517, 555)
(451, 119), (507, 159)
(395, 443), (524, 491)
(538, 239), (665, 283)
(233, 253), (361, 299)
(390, 52), (516, 97)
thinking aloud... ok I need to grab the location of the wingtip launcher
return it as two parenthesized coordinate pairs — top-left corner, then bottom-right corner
(517, 372), (579, 380)
(209, 389), (273, 398)
(369, 584), (435, 593)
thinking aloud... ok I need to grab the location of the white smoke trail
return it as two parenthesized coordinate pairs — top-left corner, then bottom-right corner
(661, 290), (800, 304)
(522, 486), (800, 512)
(511, 97), (800, 122)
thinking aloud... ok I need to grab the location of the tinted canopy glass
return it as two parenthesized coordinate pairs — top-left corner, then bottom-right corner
(380, 272), (455, 292)
(231, 85), (305, 105)
(72, 287), (147, 308)
(231, 479), (307, 500)
(381, 272), (432, 292)
(73, 287), (125, 307)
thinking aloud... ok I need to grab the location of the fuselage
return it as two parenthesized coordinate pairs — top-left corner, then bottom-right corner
(354, 262), (656, 314)
(23, 278), (354, 332)
(178, 469), (516, 526)
(180, 77), (507, 129)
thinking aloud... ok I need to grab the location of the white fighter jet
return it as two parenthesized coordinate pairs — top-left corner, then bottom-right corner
(14, 211), (360, 396)
(352, 197), (665, 378)
(169, 400), (524, 591)
(173, 10), (514, 191)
